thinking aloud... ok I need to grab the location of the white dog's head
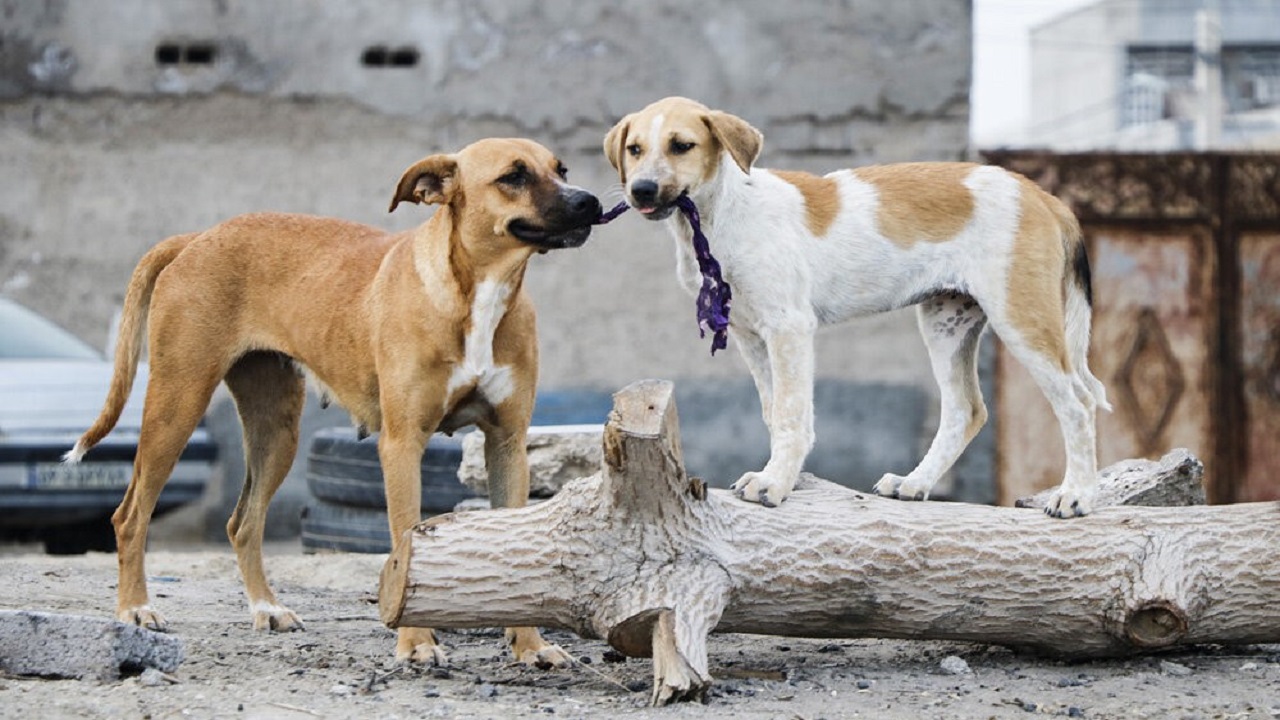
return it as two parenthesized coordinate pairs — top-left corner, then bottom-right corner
(604, 96), (762, 220)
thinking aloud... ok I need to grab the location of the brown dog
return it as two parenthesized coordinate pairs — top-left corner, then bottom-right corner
(67, 138), (601, 666)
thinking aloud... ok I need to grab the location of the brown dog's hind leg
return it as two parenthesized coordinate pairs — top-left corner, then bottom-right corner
(223, 352), (307, 632)
(113, 361), (224, 631)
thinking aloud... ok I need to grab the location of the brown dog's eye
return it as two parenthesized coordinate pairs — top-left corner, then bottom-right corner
(556, 163), (568, 179)
(497, 168), (528, 187)
(670, 140), (695, 155)
(626, 144), (642, 158)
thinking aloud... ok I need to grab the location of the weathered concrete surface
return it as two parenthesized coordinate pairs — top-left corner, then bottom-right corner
(0, 610), (184, 681)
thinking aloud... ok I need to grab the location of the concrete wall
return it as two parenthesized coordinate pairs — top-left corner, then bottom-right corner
(0, 0), (976, 537)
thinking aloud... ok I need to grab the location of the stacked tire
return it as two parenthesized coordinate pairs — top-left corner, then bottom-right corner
(300, 428), (476, 553)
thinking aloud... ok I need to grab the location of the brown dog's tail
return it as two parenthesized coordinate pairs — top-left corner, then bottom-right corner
(63, 234), (195, 463)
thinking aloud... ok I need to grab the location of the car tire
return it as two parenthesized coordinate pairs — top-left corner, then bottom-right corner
(305, 428), (473, 514)
(299, 499), (392, 554)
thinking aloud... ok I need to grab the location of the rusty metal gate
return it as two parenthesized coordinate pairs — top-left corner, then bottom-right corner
(981, 152), (1280, 505)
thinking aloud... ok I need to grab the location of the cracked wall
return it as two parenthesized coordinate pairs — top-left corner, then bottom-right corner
(0, 0), (980, 514)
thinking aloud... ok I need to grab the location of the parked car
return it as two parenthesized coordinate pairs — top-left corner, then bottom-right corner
(0, 298), (216, 554)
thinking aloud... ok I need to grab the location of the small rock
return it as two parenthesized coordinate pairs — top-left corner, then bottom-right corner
(817, 643), (844, 653)
(625, 679), (648, 693)
(475, 683), (498, 698)
(1021, 701), (1038, 712)
(329, 684), (353, 696)
(1239, 662), (1258, 671)
(1067, 707), (1086, 718)
(1160, 660), (1192, 677)
(138, 668), (168, 687)
(856, 679), (873, 690)
(940, 655), (972, 675)
(602, 649), (627, 664)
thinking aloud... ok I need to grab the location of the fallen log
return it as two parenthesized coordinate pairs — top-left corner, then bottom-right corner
(379, 380), (1280, 705)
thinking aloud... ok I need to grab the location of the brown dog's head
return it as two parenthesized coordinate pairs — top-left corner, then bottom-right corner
(603, 96), (762, 221)
(390, 138), (602, 251)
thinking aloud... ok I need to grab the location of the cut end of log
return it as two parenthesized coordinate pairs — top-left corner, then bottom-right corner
(1123, 600), (1190, 648)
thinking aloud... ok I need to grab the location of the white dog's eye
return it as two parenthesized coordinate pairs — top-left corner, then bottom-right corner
(670, 140), (695, 155)
(626, 144), (642, 158)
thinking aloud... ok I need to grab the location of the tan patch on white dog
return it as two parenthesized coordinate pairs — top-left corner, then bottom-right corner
(773, 171), (841, 237)
(1007, 177), (1070, 372)
(855, 163), (976, 246)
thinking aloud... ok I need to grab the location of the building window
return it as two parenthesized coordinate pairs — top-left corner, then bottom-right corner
(155, 43), (218, 66)
(362, 45), (419, 68)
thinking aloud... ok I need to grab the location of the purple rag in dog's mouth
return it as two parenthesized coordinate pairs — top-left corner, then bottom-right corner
(594, 196), (732, 355)
(673, 195), (732, 355)
(595, 201), (631, 224)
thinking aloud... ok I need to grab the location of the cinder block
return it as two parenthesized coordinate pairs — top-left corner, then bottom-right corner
(0, 610), (184, 681)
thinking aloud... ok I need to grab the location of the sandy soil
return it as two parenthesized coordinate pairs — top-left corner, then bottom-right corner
(1, 542), (1278, 720)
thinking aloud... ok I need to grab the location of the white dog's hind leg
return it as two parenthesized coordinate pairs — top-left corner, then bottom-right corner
(993, 326), (1099, 518)
(876, 294), (989, 501)
(733, 327), (815, 507)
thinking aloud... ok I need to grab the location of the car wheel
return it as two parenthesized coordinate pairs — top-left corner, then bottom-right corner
(43, 517), (116, 555)
(299, 499), (393, 554)
(305, 427), (474, 513)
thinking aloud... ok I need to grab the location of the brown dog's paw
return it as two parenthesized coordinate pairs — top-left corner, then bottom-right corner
(251, 602), (305, 632)
(518, 643), (573, 670)
(395, 627), (447, 665)
(119, 605), (168, 632)
(506, 627), (572, 669)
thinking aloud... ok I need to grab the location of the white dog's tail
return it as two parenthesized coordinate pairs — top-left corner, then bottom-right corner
(1056, 203), (1111, 413)
(64, 234), (195, 463)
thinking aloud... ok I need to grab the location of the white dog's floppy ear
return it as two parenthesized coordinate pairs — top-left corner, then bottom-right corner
(389, 154), (458, 212)
(603, 114), (634, 179)
(704, 110), (763, 175)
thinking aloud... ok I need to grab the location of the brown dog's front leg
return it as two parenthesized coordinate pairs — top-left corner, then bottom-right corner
(379, 424), (445, 664)
(483, 422), (574, 668)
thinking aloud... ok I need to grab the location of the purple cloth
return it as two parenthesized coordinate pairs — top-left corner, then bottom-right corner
(594, 196), (733, 355)
(595, 201), (632, 224)
(673, 196), (731, 355)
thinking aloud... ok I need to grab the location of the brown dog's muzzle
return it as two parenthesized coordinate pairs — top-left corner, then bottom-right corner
(509, 187), (602, 250)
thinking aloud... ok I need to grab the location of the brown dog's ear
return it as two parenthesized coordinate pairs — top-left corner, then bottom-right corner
(704, 110), (763, 175)
(389, 154), (458, 213)
(603, 114), (633, 179)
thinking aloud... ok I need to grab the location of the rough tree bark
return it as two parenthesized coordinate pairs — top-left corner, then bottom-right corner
(379, 380), (1280, 705)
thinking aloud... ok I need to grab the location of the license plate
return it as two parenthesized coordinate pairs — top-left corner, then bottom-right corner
(30, 462), (132, 490)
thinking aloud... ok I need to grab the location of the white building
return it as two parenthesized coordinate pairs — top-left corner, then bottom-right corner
(1027, 0), (1280, 150)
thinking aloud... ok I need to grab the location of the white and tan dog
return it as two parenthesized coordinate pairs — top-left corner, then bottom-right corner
(605, 97), (1109, 517)
(68, 138), (600, 665)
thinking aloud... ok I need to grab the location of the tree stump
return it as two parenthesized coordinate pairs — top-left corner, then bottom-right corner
(379, 380), (1280, 705)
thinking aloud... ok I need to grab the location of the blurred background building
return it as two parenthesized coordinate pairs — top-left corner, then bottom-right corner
(3, 1), (1276, 546)
(1029, 0), (1280, 149)
(0, 0), (973, 538)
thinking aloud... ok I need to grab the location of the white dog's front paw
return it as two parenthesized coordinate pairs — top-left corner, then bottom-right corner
(1044, 487), (1093, 518)
(874, 473), (934, 501)
(732, 471), (796, 508)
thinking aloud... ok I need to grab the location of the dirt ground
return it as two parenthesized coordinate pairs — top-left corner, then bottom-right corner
(1, 541), (1278, 720)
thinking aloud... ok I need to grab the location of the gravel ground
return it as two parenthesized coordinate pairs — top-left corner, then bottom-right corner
(1, 543), (1278, 720)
